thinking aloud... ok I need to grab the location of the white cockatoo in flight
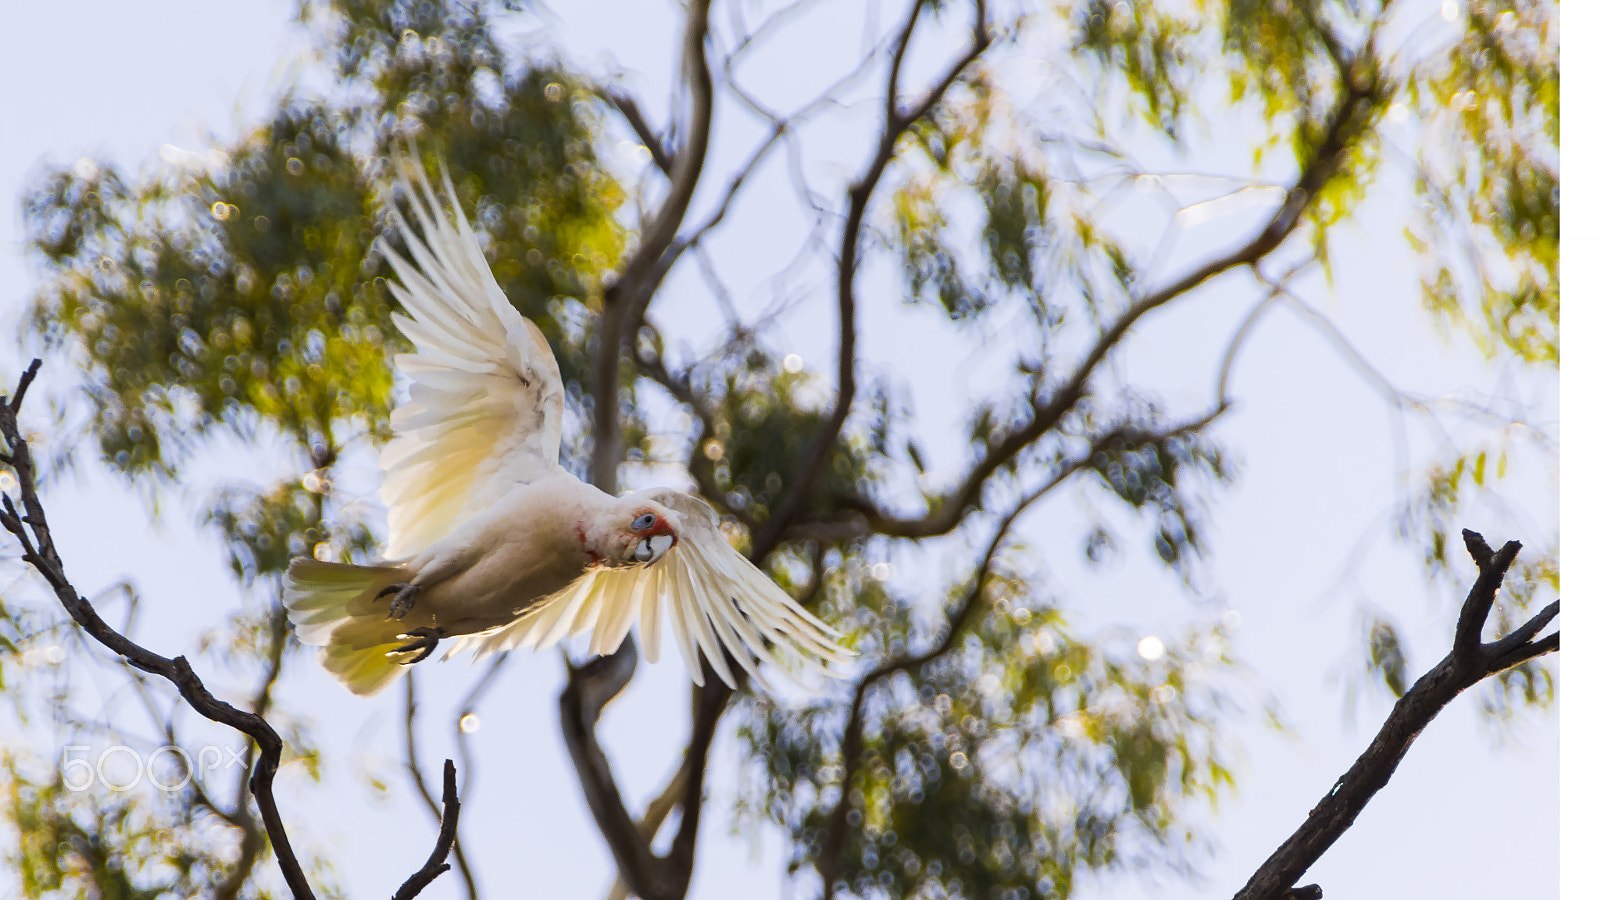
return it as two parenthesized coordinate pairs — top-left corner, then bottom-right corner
(284, 154), (851, 695)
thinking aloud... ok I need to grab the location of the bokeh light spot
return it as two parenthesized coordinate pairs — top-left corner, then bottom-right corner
(1137, 636), (1166, 660)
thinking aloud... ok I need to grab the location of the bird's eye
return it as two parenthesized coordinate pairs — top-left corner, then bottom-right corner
(631, 513), (657, 531)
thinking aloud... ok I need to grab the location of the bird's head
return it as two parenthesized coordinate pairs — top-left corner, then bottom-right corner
(598, 501), (678, 568)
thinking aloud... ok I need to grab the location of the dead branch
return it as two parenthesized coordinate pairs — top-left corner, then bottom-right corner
(393, 760), (462, 900)
(403, 672), (483, 900)
(1232, 530), (1558, 900)
(0, 360), (461, 900)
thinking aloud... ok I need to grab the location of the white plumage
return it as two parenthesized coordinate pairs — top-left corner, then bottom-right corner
(283, 153), (851, 695)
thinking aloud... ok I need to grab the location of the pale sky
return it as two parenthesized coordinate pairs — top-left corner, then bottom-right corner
(0, 2), (1585, 900)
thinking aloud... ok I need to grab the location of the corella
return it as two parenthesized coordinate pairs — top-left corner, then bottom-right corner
(284, 154), (851, 695)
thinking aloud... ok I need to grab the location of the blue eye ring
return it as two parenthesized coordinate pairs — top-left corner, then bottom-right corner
(632, 513), (657, 531)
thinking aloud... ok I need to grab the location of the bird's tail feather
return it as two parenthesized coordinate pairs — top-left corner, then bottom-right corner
(284, 559), (415, 696)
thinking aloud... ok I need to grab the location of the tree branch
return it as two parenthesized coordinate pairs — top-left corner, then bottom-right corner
(810, 408), (1220, 893)
(594, 86), (675, 174)
(592, 0), (716, 494)
(0, 361), (316, 900)
(1452, 529), (1520, 662)
(568, 13), (720, 863)
(1484, 599), (1558, 661)
(393, 760), (461, 900)
(602, 760), (692, 900)
(1232, 531), (1559, 900)
(818, 40), (1384, 544)
(214, 604), (291, 900)
(680, 33), (889, 255)
(559, 636), (732, 900)
(403, 672), (482, 900)
(755, 0), (991, 559)
(0, 360), (461, 900)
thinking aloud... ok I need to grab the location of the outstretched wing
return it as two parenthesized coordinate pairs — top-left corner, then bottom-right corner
(377, 152), (566, 558)
(443, 489), (853, 687)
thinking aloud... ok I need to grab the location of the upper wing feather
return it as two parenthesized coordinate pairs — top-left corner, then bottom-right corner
(442, 489), (853, 687)
(377, 153), (565, 558)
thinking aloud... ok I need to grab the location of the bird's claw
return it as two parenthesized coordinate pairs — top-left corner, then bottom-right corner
(387, 627), (443, 664)
(376, 582), (420, 620)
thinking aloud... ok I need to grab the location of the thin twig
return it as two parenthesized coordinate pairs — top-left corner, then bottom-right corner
(393, 760), (461, 900)
(402, 669), (487, 900)
(595, 87), (675, 174)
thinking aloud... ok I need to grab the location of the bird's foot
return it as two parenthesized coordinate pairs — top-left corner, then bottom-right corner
(376, 582), (420, 620)
(388, 627), (444, 664)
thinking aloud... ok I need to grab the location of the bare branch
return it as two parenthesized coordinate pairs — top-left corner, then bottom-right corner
(1233, 530), (1558, 900)
(393, 760), (461, 900)
(400, 672), (480, 899)
(1461, 527), (1495, 568)
(1453, 529), (1521, 662)
(0, 362), (318, 900)
(755, 0), (992, 559)
(1216, 290), (1285, 409)
(683, 35), (888, 253)
(0, 361), (461, 900)
(560, 635), (733, 900)
(595, 87), (674, 174)
(816, 38), (1386, 545)
(7, 357), (40, 416)
(215, 605), (292, 900)
(883, 0), (931, 126)
(1491, 630), (1558, 671)
(1485, 599), (1559, 660)
(815, 404), (1228, 547)
(592, 0), (717, 493)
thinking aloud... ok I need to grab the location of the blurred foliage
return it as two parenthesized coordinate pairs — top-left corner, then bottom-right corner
(1362, 613), (1409, 699)
(27, 1), (625, 481)
(206, 478), (376, 584)
(1083, 418), (1230, 583)
(4, 0), (1558, 898)
(1407, 0), (1558, 366)
(4, 754), (190, 900)
(25, 112), (387, 478)
(739, 555), (1244, 899)
(674, 342), (886, 528)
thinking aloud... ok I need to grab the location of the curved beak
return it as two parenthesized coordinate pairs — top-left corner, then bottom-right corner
(635, 533), (676, 566)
